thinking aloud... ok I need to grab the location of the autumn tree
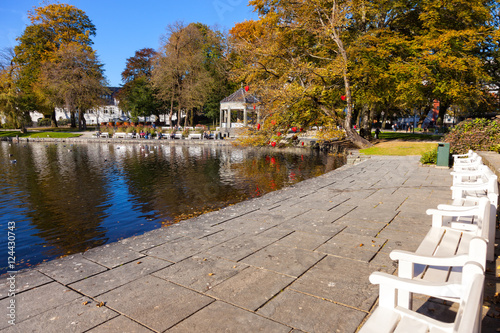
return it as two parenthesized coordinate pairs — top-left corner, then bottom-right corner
(12, 3), (98, 127)
(152, 22), (228, 127)
(230, 1), (371, 147)
(38, 44), (108, 130)
(231, 0), (498, 147)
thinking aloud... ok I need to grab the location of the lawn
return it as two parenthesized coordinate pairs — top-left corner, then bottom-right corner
(376, 131), (443, 141)
(0, 131), (81, 138)
(360, 141), (439, 156)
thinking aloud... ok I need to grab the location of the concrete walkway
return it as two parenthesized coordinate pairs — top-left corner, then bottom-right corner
(1, 155), (498, 332)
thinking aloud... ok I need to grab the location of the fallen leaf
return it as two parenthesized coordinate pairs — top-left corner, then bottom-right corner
(208, 273), (214, 276)
(96, 302), (105, 308)
(82, 301), (89, 306)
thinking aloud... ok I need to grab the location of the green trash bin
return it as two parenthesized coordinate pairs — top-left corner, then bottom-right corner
(436, 142), (450, 167)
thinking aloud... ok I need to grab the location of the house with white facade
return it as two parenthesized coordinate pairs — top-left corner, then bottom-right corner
(30, 87), (129, 125)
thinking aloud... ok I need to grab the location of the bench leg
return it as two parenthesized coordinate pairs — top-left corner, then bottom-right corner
(397, 260), (414, 309)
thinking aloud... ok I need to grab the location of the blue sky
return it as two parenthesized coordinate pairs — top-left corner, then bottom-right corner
(0, 0), (259, 86)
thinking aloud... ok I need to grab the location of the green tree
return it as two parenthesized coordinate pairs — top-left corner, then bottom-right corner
(117, 48), (161, 123)
(0, 61), (31, 132)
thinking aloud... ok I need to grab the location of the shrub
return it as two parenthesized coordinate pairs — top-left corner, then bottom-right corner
(420, 147), (438, 164)
(38, 118), (52, 127)
(443, 118), (500, 154)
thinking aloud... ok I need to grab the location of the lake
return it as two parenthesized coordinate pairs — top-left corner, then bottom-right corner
(0, 141), (345, 273)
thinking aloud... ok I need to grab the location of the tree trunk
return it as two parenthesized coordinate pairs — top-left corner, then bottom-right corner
(183, 109), (189, 128)
(438, 100), (450, 127)
(70, 111), (76, 128)
(359, 104), (372, 139)
(50, 110), (58, 128)
(78, 109), (83, 130)
(331, 2), (372, 149)
(169, 96), (174, 127)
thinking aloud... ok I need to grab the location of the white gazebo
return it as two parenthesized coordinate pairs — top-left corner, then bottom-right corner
(219, 87), (260, 131)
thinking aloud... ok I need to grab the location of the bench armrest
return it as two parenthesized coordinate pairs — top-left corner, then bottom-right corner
(436, 204), (477, 210)
(369, 272), (464, 300)
(390, 250), (469, 267)
(450, 183), (488, 191)
(426, 206), (478, 217)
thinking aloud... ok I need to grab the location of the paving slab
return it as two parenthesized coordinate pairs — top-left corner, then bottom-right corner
(273, 230), (332, 251)
(167, 301), (291, 332)
(87, 315), (154, 333)
(278, 218), (346, 237)
(1, 297), (117, 333)
(377, 228), (428, 254)
(336, 218), (389, 237)
(83, 242), (145, 268)
(257, 289), (367, 333)
(0, 281), (81, 329)
(241, 243), (325, 277)
(69, 256), (171, 297)
(153, 255), (248, 293)
(36, 253), (108, 285)
(0, 269), (52, 299)
(143, 236), (215, 262)
(289, 256), (380, 311)
(315, 231), (386, 263)
(97, 275), (214, 332)
(206, 266), (295, 311)
(205, 234), (277, 261)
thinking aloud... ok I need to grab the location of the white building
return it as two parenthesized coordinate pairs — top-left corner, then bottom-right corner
(30, 87), (128, 125)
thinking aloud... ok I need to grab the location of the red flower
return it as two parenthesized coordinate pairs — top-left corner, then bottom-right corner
(292, 127), (297, 132)
(245, 85), (249, 91)
(271, 120), (276, 125)
(301, 142), (304, 146)
(257, 123), (261, 130)
(299, 128), (303, 132)
(277, 132), (281, 136)
(271, 142), (276, 147)
(341, 95), (346, 101)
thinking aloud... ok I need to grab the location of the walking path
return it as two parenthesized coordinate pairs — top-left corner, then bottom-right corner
(1, 155), (498, 332)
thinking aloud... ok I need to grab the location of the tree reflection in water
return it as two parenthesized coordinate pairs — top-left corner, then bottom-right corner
(0, 142), (345, 272)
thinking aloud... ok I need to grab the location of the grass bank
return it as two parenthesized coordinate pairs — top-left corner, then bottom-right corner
(360, 141), (439, 156)
(0, 130), (81, 138)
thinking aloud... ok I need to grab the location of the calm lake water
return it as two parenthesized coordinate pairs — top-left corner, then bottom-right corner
(0, 141), (345, 273)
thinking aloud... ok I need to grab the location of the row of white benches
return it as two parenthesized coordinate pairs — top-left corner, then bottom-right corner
(92, 132), (204, 140)
(360, 150), (497, 333)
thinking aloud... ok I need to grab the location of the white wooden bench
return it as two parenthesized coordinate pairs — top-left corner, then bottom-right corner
(173, 133), (183, 139)
(188, 133), (203, 140)
(450, 165), (498, 207)
(359, 261), (485, 333)
(113, 132), (127, 139)
(453, 156), (482, 172)
(389, 197), (490, 308)
(453, 149), (474, 162)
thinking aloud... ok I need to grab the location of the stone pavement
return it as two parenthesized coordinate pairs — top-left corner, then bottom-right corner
(1, 155), (499, 332)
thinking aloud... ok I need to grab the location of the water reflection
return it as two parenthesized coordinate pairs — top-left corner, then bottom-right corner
(0, 141), (345, 272)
